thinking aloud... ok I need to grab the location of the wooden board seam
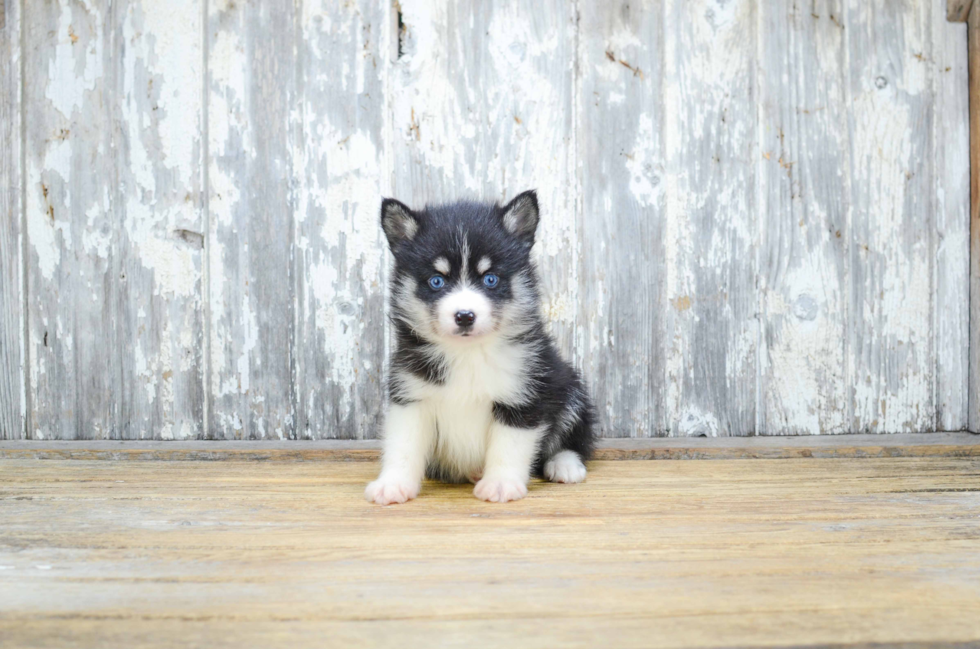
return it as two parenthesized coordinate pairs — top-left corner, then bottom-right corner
(1, 433), (977, 462)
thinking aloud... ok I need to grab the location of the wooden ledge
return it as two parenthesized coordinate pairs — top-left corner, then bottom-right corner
(0, 433), (977, 462)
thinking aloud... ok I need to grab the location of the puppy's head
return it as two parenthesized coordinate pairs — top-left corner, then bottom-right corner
(381, 191), (540, 343)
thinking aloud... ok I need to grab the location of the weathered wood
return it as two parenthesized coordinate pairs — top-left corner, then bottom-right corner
(2, 458), (980, 648)
(10, 0), (975, 439)
(0, 0), (23, 439)
(663, 0), (758, 436)
(576, 1), (665, 438)
(294, 0), (388, 439)
(846, 0), (936, 433)
(935, 2), (972, 431)
(758, 0), (848, 435)
(23, 0), (205, 440)
(949, 0), (975, 23)
(593, 432), (980, 460)
(114, 0), (206, 439)
(24, 0), (119, 439)
(207, 0), (297, 439)
(389, 0), (578, 358)
(1, 432), (979, 462)
(970, 3), (980, 433)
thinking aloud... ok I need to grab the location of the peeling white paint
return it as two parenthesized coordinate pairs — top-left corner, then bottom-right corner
(11, 0), (970, 442)
(45, 2), (103, 121)
(626, 114), (661, 208)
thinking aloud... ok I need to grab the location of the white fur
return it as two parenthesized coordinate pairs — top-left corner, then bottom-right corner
(459, 235), (470, 283)
(371, 336), (539, 503)
(394, 277), (437, 341)
(495, 271), (537, 335)
(473, 422), (544, 503)
(437, 287), (493, 337)
(544, 450), (587, 484)
(401, 216), (418, 240)
(434, 257), (450, 275)
(477, 256), (491, 274)
(365, 403), (434, 505)
(429, 338), (533, 479)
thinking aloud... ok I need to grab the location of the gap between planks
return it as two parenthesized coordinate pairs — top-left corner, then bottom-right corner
(0, 433), (977, 462)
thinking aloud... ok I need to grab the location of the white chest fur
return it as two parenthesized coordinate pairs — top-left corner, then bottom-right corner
(425, 339), (530, 478)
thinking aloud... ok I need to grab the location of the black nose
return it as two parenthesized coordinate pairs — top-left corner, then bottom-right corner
(454, 310), (476, 327)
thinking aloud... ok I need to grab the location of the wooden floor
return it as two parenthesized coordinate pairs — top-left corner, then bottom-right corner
(1, 457), (979, 649)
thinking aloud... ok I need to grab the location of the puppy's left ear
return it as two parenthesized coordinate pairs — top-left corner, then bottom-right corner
(500, 190), (539, 243)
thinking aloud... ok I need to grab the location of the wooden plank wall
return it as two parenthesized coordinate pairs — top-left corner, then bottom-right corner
(947, 0), (978, 435)
(969, 1), (980, 433)
(0, 0), (973, 440)
(0, 0), (24, 439)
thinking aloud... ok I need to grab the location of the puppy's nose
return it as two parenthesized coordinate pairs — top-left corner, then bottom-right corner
(454, 310), (476, 328)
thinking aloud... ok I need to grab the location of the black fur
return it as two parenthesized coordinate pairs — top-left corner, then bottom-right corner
(381, 190), (595, 480)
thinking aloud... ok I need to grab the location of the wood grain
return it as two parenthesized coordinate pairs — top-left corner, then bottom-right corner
(114, 0), (206, 439)
(970, 3), (980, 433)
(935, 1), (972, 431)
(294, 0), (389, 439)
(5, 0), (976, 439)
(389, 0), (578, 357)
(1, 458), (979, 648)
(207, 0), (297, 439)
(846, 0), (936, 433)
(663, 0), (758, 436)
(0, 0), (23, 439)
(3, 433), (977, 462)
(22, 0), (205, 440)
(576, 1), (666, 438)
(24, 0), (118, 439)
(758, 0), (848, 435)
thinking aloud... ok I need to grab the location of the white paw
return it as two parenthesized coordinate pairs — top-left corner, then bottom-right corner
(473, 476), (528, 503)
(365, 476), (420, 505)
(544, 450), (587, 484)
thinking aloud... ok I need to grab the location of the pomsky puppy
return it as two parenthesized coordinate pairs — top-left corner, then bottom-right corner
(365, 190), (596, 504)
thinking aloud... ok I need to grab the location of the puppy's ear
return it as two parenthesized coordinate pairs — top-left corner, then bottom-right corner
(381, 198), (419, 248)
(500, 190), (539, 242)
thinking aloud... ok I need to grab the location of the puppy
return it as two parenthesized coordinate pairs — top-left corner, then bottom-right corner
(365, 190), (595, 504)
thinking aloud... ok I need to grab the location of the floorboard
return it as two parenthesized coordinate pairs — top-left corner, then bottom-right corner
(1, 458), (979, 648)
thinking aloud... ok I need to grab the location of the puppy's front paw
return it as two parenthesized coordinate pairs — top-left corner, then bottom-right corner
(544, 450), (587, 484)
(365, 476), (420, 505)
(473, 476), (528, 503)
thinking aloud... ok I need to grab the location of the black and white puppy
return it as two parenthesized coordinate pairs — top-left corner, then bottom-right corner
(365, 190), (595, 505)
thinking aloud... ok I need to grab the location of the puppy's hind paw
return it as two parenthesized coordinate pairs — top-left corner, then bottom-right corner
(544, 450), (587, 484)
(365, 476), (420, 505)
(473, 476), (528, 503)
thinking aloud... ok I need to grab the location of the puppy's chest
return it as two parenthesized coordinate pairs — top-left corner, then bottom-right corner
(429, 355), (518, 474)
(426, 346), (525, 438)
(434, 345), (526, 406)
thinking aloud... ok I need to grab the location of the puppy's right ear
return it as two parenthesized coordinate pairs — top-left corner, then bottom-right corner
(381, 198), (419, 248)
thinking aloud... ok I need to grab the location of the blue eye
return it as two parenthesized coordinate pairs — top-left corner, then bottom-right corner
(428, 276), (445, 290)
(483, 273), (499, 289)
